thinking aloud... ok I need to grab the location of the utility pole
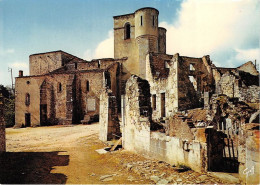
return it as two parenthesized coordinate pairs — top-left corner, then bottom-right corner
(8, 67), (14, 94)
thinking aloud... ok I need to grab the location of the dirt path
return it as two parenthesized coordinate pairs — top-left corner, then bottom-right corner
(1, 123), (230, 184)
(1, 123), (152, 184)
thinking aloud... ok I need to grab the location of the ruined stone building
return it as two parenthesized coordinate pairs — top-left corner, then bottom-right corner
(15, 7), (259, 184)
(15, 51), (124, 126)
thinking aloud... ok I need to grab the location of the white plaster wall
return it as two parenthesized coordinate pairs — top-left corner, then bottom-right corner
(99, 91), (109, 142)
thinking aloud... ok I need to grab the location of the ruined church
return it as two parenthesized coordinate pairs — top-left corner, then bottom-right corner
(14, 7), (259, 184)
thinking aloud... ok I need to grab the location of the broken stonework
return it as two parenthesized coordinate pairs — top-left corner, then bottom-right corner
(99, 90), (120, 142)
(238, 123), (260, 185)
(207, 94), (256, 130)
(122, 75), (208, 173)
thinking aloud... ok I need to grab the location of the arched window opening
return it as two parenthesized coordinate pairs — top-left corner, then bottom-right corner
(86, 80), (90, 92)
(25, 93), (30, 106)
(74, 62), (78, 69)
(125, 23), (131, 39)
(105, 72), (111, 89)
(141, 16), (143, 26)
(98, 60), (101, 68)
(58, 83), (62, 92)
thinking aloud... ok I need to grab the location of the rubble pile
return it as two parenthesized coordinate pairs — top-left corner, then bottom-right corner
(207, 94), (256, 128)
(121, 159), (224, 184)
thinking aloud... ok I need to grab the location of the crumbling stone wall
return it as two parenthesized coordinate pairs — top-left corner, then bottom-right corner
(177, 55), (215, 110)
(216, 65), (259, 104)
(150, 132), (207, 173)
(77, 58), (124, 71)
(0, 94), (6, 152)
(237, 61), (259, 76)
(99, 90), (120, 142)
(166, 116), (194, 140)
(146, 53), (215, 120)
(146, 53), (178, 120)
(238, 124), (260, 184)
(123, 75), (208, 172)
(123, 75), (151, 153)
(207, 94), (256, 130)
(216, 71), (239, 97)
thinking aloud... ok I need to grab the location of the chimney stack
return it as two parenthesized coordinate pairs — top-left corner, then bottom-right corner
(19, 70), (23, 77)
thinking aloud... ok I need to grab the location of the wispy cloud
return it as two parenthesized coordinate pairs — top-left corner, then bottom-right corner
(160, 0), (260, 67)
(10, 61), (28, 69)
(0, 48), (15, 56)
(9, 61), (29, 78)
(82, 30), (114, 60)
(6, 49), (15, 54)
(94, 30), (114, 59)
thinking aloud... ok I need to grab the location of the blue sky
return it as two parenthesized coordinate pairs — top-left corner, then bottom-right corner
(0, 0), (259, 86)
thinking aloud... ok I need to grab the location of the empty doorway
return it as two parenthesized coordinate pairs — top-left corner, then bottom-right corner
(161, 93), (165, 117)
(25, 113), (31, 127)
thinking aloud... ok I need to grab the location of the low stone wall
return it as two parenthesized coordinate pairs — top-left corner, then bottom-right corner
(150, 132), (207, 172)
(123, 120), (207, 172)
(238, 124), (260, 184)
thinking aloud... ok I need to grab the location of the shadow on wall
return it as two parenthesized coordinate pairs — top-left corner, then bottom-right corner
(0, 151), (69, 184)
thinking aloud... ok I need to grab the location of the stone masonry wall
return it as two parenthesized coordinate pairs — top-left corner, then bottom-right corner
(124, 75), (151, 153)
(123, 75), (208, 172)
(146, 53), (178, 120)
(99, 90), (120, 142)
(29, 51), (63, 76)
(114, 13), (139, 80)
(15, 69), (107, 127)
(150, 132), (207, 173)
(177, 55), (214, 110)
(238, 124), (260, 184)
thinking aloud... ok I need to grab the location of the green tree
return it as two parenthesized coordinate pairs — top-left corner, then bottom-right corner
(0, 85), (15, 127)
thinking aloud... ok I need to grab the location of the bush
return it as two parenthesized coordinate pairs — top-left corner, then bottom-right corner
(4, 97), (15, 127)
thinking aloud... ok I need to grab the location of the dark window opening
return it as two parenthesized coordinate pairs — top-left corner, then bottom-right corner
(161, 93), (165, 117)
(98, 60), (101, 68)
(152, 94), (156, 110)
(75, 62), (78, 69)
(105, 72), (111, 89)
(141, 16), (143, 26)
(58, 83), (62, 92)
(25, 93), (30, 106)
(153, 16), (155, 26)
(125, 23), (131, 39)
(86, 81), (90, 92)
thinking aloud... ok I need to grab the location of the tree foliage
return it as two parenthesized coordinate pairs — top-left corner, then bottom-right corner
(0, 85), (15, 127)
